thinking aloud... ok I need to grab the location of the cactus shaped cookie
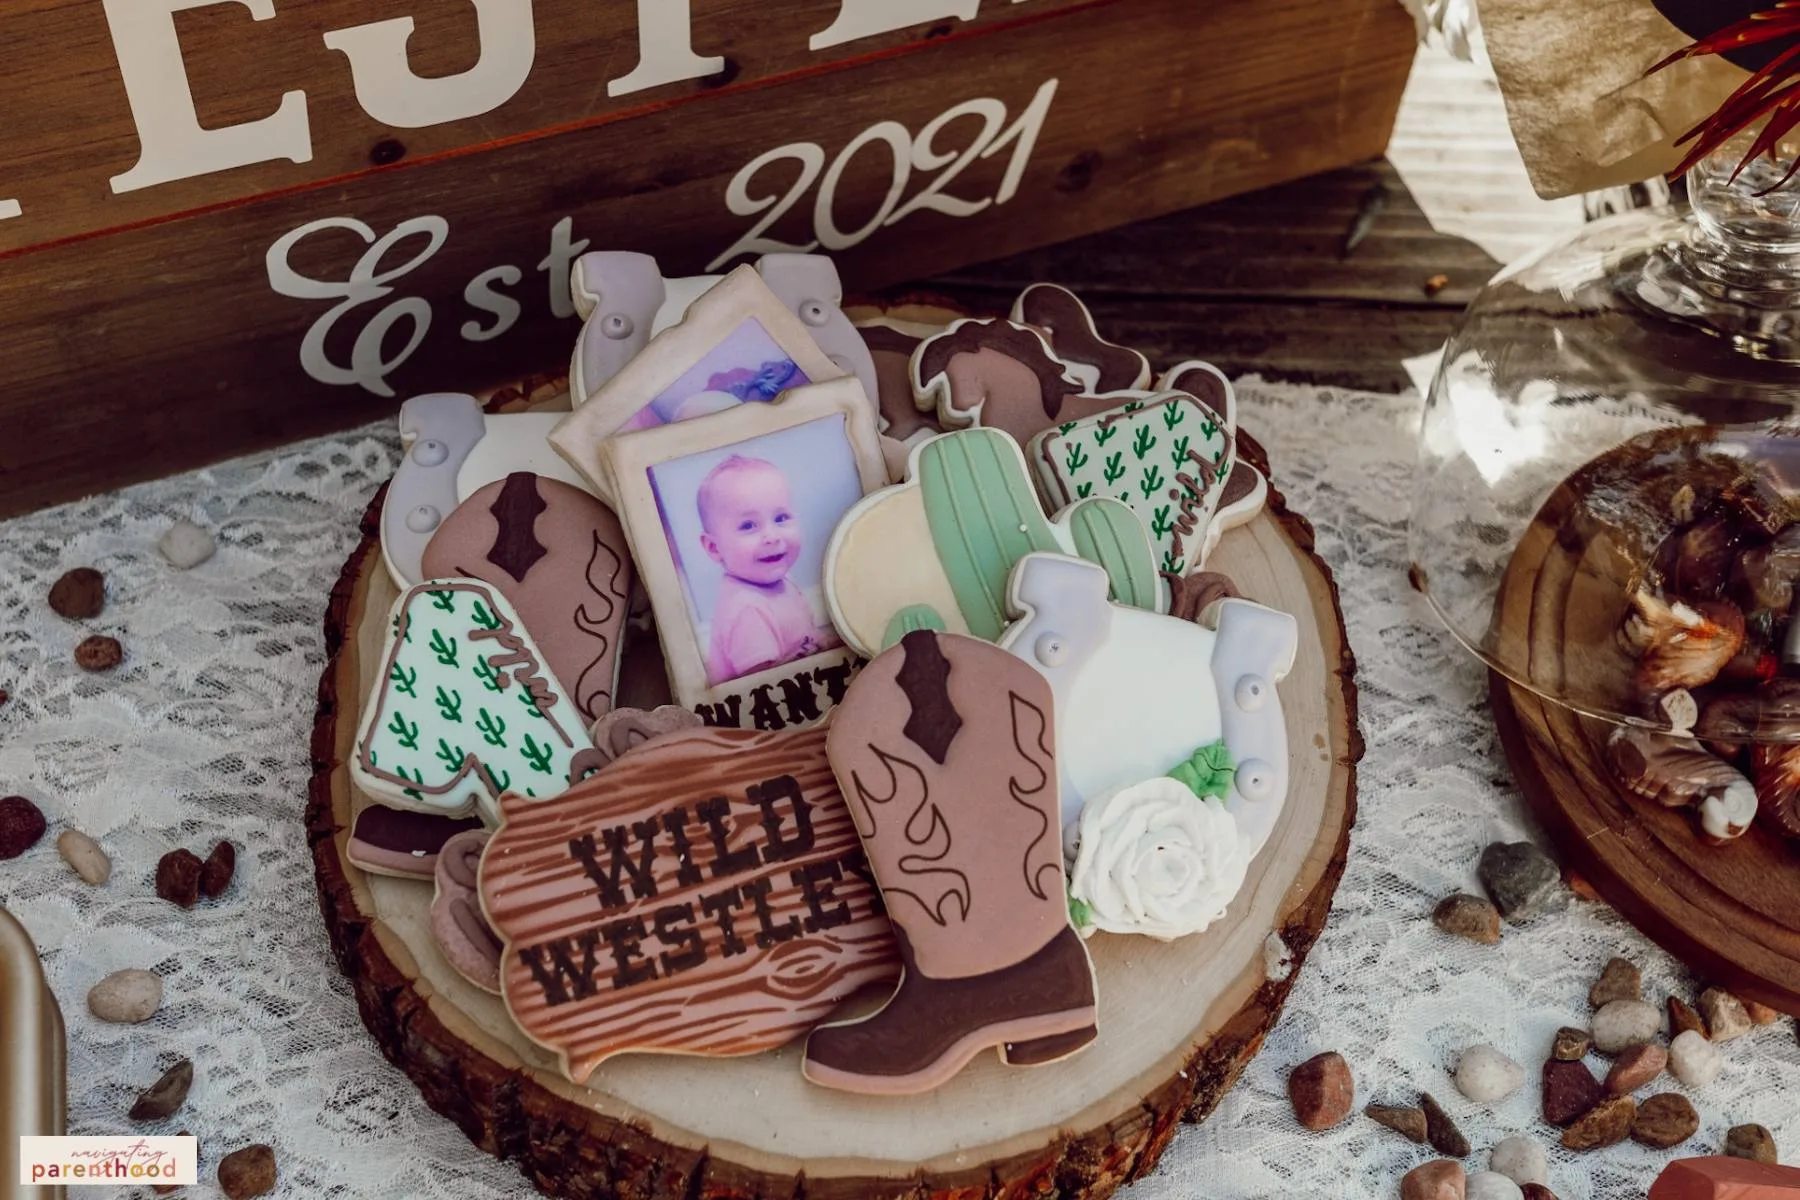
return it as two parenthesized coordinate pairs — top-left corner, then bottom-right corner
(823, 428), (1160, 658)
(353, 579), (600, 824)
(1029, 391), (1234, 578)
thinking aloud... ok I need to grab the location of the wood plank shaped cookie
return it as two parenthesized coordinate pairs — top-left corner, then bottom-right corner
(480, 724), (898, 1081)
(422, 472), (633, 725)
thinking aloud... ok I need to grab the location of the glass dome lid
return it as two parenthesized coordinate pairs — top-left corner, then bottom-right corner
(1410, 140), (1800, 740)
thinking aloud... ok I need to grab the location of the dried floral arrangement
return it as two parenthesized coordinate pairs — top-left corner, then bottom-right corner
(1652, 0), (1800, 185)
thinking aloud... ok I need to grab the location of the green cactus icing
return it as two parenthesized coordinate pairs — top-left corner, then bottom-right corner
(882, 604), (950, 651)
(920, 430), (1059, 641)
(1066, 498), (1159, 612)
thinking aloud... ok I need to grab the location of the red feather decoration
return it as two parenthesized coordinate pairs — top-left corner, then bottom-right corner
(1649, 0), (1800, 187)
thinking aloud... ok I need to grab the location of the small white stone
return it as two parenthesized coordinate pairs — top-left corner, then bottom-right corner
(1698, 987), (1753, 1042)
(1669, 1029), (1723, 1088)
(1455, 1044), (1525, 1103)
(157, 520), (216, 570)
(1489, 1136), (1548, 1187)
(56, 829), (110, 885)
(87, 969), (162, 1023)
(1466, 1172), (1526, 1200)
(1591, 999), (1662, 1053)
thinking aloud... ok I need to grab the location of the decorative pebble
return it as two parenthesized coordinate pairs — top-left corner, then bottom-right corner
(1725, 1123), (1778, 1164)
(128, 1059), (193, 1121)
(74, 635), (123, 672)
(1288, 1051), (1354, 1130)
(1589, 957), (1642, 1008)
(1421, 1092), (1471, 1157)
(1605, 1042), (1668, 1095)
(56, 829), (110, 885)
(87, 969), (162, 1023)
(1477, 841), (1562, 922)
(47, 567), (105, 620)
(1562, 1094), (1637, 1151)
(1591, 999), (1662, 1053)
(1365, 1103), (1428, 1143)
(1542, 1058), (1605, 1127)
(1521, 1187), (1560, 1200)
(1434, 894), (1502, 944)
(1668, 996), (1707, 1040)
(199, 841), (236, 898)
(155, 849), (203, 908)
(1467, 1173), (1524, 1200)
(1744, 998), (1781, 1026)
(1668, 1030), (1723, 1089)
(1489, 1136), (1549, 1187)
(217, 1144), (276, 1199)
(1698, 987), (1753, 1042)
(1632, 1093), (1699, 1149)
(1402, 1160), (1467, 1200)
(1552, 1027), (1592, 1061)
(0, 795), (47, 859)
(159, 520), (216, 570)
(1455, 1045), (1525, 1103)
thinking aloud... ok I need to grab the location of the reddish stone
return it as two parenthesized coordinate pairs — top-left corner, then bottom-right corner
(1288, 1051), (1354, 1130)
(1543, 1058), (1605, 1127)
(1649, 1156), (1800, 1198)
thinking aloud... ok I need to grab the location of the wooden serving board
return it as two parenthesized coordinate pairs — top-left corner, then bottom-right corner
(1489, 439), (1800, 1016)
(305, 385), (1360, 1199)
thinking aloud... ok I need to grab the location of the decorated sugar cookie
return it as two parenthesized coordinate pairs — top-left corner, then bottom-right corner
(431, 829), (502, 993)
(586, 705), (703, 768)
(998, 552), (1297, 862)
(1029, 392), (1234, 578)
(382, 393), (601, 589)
(353, 580), (601, 824)
(910, 318), (1150, 446)
(594, 378), (886, 732)
(422, 473), (633, 725)
(823, 427), (1161, 658)
(479, 723), (898, 1081)
(568, 252), (877, 413)
(551, 265), (862, 505)
(1159, 360), (1269, 550)
(806, 629), (1097, 1096)
(1010, 283), (1150, 396)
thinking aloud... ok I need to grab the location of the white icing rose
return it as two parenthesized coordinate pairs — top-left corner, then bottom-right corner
(1068, 777), (1249, 941)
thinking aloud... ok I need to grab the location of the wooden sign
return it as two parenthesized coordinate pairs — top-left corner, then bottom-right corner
(479, 723), (898, 1080)
(0, 0), (1414, 518)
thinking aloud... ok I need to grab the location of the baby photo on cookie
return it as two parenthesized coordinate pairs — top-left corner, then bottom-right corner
(620, 317), (809, 433)
(649, 418), (856, 686)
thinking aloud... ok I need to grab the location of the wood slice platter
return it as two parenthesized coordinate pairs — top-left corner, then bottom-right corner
(305, 378), (1361, 1200)
(1489, 429), (1800, 1016)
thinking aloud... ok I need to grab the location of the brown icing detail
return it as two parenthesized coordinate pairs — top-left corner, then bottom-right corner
(895, 630), (961, 765)
(1166, 571), (1241, 623)
(825, 632), (1079, 984)
(423, 475), (634, 723)
(804, 925), (1097, 1095)
(1162, 362), (1231, 418)
(1016, 283), (1147, 394)
(863, 327), (939, 442)
(1220, 460), (1259, 509)
(488, 472), (550, 583)
(917, 319), (1143, 446)
(350, 804), (482, 855)
(480, 724), (897, 1079)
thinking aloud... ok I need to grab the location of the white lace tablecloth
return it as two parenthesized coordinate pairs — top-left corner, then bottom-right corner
(3, 380), (1795, 1200)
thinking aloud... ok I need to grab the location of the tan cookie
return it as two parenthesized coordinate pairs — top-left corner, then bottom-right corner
(587, 705), (703, 767)
(345, 804), (484, 880)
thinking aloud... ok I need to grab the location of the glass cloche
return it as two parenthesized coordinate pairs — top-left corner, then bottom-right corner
(1410, 139), (1800, 838)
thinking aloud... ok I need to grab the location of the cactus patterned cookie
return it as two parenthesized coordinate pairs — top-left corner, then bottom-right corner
(353, 579), (601, 824)
(1029, 392), (1232, 578)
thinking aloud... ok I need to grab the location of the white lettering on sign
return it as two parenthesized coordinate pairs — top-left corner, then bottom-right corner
(461, 265), (524, 341)
(707, 77), (1057, 272)
(608, 0), (726, 99)
(810, 0), (978, 51)
(325, 0), (537, 128)
(104, 0), (312, 195)
(0, 200), (20, 221)
(536, 216), (590, 319)
(265, 215), (449, 396)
